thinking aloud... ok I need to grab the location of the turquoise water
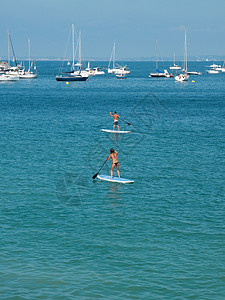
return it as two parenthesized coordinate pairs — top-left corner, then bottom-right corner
(1, 62), (225, 299)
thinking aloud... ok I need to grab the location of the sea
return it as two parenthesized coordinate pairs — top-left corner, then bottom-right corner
(0, 61), (225, 299)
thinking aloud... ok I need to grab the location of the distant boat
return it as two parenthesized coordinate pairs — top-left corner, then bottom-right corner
(149, 40), (172, 78)
(210, 64), (221, 68)
(187, 71), (202, 75)
(149, 69), (173, 78)
(0, 73), (19, 81)
(170, 53), (181, 70)
(0, 61), (10, 72)
(175, 30), (189, 82)
(19, 38), (38, 79)
(84, 63), (105, 76)
(56, 24), (88, 82)
(116, 73), (127, 79)
(92, 67), (105, 75)
(206, 69), (219, 74)
(6, 30), (20, 79)
(108, 42), (130, 74)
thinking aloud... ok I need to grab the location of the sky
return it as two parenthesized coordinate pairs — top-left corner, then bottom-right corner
(0, 0), (225, 60)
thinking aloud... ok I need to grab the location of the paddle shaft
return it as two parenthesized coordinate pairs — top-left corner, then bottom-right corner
(120, 117), (131, 126)
(92, 158), (108, 179)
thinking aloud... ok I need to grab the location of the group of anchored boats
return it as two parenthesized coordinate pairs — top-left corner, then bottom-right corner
(206, 63), (225, 74)
(56, 25), (130, 81)
(0, 31), (37, 81)
(2, 26), (224, 83)
(149, 30), (202, 82)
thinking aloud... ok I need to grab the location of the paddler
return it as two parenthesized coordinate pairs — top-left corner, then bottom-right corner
(110, 111), (120, 131)
(107, 148), (120, 179)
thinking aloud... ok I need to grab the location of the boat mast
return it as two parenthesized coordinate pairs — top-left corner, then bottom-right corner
(156, 39), (158, 70)
(183, 29), (187, 72)
(78, 32), (81, 65)
(108, 42), (115, 70)
(28, 38), (31, 71)
(72, 24), (75, 70)
(9, 33), (17, 66)
(8, 29), (10, 66)
(113, 42), (115, 69)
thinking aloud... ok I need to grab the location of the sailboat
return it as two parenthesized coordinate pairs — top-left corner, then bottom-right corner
(221, 61), (225, 72)
(108, 42), (130, 74)
(85, 62), (105, 76)
(56, 25), (88, 81)
(170, 53), (181, 70)
(175, 30), (189, 82)
(3, 30), (20, 81)
(149, 40), (172, 78)
(19, 39), (38, 79)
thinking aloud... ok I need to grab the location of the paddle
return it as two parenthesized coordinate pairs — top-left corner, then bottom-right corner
(92, 158), (108, 179)
(120, 118), (132, 126)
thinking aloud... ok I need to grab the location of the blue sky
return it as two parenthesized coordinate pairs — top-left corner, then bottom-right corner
(0, 0), (225, 60)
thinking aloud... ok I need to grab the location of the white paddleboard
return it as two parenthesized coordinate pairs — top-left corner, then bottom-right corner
(101, 129), (131, 133)
(97, 175), (134, 184)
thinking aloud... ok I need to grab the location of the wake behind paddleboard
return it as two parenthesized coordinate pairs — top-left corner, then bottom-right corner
(101, 129), (131, 133)
(97, 175), (134, 184)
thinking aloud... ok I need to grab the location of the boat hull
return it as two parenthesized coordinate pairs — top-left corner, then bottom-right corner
(187, 71), (202, 75)
(175, 74), (189, 82)
(56, 75), (88, 81)
(19, 74), (38, 79)
(0, 75), (19, 81)
(206, 70), (219, 74)
(149, 73), (167, 77)
(116, 75), (127, 79)
(170, 67), (181, 70)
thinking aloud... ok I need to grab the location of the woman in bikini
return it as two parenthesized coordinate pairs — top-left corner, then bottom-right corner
(107, 148), (120, 179)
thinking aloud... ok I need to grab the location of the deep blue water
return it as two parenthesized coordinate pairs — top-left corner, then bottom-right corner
(0, 61), (225, 299)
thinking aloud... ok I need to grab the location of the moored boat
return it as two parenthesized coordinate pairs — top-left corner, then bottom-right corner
(56, 25), (88, 82)
(108, 42), (130, 74)
(116, 73), (127, 79)
(0, 73), (19, 81)
(19, 39), (38, 79)
(175, 29), (189, 82)
(206, 69), (219, 74)
(170, 53), (181, 70)
(187, 71), (202, 75)
(149, 40), (172, 78)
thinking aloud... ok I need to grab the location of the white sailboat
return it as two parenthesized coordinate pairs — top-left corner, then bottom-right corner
(206, 69), (219, 74)
(108, 42), (118, 73)
(56, 25), (88, 81)
(149, 40), (172, 78)
(175, 30), (189, 82)
(19, 38), (38, 79)
(170, 53), (181, 70)
(210, 63), (221, 69)
(108, 42), (130, 74)
(2, 30), (20, 81)
(85, 62), (105, 76)
(0, 73), (19, 81)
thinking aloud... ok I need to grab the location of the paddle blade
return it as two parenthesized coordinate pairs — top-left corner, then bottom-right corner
(127, 123), (132, 126)
(92, 173), (98, 179)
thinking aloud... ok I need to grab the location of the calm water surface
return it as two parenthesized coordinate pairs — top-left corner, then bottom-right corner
(0, 61), (225, 299)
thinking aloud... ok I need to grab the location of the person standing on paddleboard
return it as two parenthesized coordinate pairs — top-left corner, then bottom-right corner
(110, 111), (120, 131)
(107, 148), (120, 179)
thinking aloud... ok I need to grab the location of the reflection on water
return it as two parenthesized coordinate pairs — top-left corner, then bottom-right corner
(110, 132), (121, 142)
(106, 183), (122, 207)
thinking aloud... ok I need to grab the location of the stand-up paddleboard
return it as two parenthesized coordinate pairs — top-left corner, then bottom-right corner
(97, 175), (134, 184)
(101, 129), (131, 133)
